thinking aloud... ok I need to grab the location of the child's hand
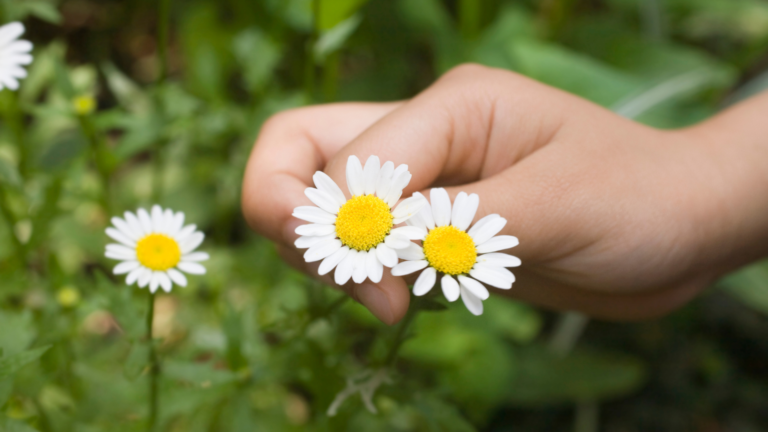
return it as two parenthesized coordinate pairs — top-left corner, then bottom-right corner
(243, 64), (768, 324)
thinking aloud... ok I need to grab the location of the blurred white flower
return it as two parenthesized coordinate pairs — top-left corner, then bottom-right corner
(391, 188), (520, 316)
(105, 205), (208, 293)
(0, 22), (33, 91)
(293, 155), (426, 284)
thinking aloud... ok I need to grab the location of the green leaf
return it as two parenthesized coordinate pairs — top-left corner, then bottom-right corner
(718, 260), (768, 315)
(0, 158), (21, 189)
(508, 345), (647, 405)
(0, 416), (40, 432)
(163, 360), (238, 387)
(19, 1), (62, 24)
(123, 341), (149, 381)
(319, 0), (368, 30)
(0, 345), (51, 381)
(37, 130), (87, 171)
(314, 14), (362, 62)
(232, 29), (282, 93)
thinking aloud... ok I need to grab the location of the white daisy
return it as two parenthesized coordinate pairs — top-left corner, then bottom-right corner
(104, 205), (209, 293)
(0, 22), (32, 91)
(292, 155), (427, 285)
(391, 188), (520, 316)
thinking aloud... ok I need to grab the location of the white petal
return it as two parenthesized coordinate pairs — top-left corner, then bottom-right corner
(430, 188), (452, 227)
(157, 272), (173, 292)
(294, 233), (336, 249)
(113, 261), (140, 275)
(363, 155), (380, 196)
(167, 268), (188, 287)
(180, 232), (204, 254)
(470, 217), (507, 246)
(304, 238), (342, 263)
(334, 249), (357, 285)
(106, 228), (136, 247)
(441, 275), (460, 302)
(106, 244), (136, 260)
(366, 250), (384, 283)
(0, 40), (31, 55)
(391, 260), (428, 276)
(295, 223), (336, 237)
(452, 193), (479, 231)
(162, 209), (175, 234)
(126, 267), (143, 285)
(385, 189), (402, 209)
(413, 192), (435, 230)
(405, 210), (427, 230)
(111, 217), (140, 241)
(390, 226), (427, 241)
(138, 268), (152, 288)
(174, 224), (197, 243)
(0, 23), (24, 49)
(0, 75), (17, 90)
(375, 244), (398, 268)
(413, 267), (436, 296)
(352, 251), (368, 283)
(305, 188), (340, 214)
(292, 206), (337, 224)
(167, 212), (185, 237)
(346, 155), (365, 197)
(313, 171), (347, 207)
(318, 246), (349, 276)
(181, 252), (210, 262)
(151, 205), (165, 232)
(458, 275), (490, 300)
(467, 214), (501, 239)
(392, 195), (428, 224)
(460, 286), (484, 316)
(375, 161), (395, 198)
(137, 208), (153, 234)
(476, 253), (521, 268)
(396, 242), (424, 260)
(384, 233), (410, 249)
(149, 272), (160, 293)
(476, 236), (519, 254)
(124, 211), (145, 237)
(470, 264), (515, 289)
(177, 261), (206, 275)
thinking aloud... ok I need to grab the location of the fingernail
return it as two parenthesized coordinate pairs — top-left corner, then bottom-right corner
(283, 219), (303, 246)
(355, 284), (395, 325)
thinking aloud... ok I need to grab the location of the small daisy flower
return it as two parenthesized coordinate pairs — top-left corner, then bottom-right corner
(391, 188), (520, 316)
(0, 22), (33, 91)
(292, 155), (427, 285)
(105, 205), (209, 293)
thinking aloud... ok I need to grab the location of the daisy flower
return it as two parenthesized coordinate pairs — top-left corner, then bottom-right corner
(0, 22), (33, 91)
(391, 188), (520, 316)
(293, 155), (427, 285)
(105, 205), (209, 293)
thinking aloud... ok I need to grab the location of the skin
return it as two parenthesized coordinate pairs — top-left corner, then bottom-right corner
(242, 63), (768, 325)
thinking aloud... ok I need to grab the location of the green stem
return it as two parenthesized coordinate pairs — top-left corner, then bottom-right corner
(383, 299), (420, 367)
(78, 116), (111, 213)
(146, 293), (160, 431)
(304, 0), (320, 102)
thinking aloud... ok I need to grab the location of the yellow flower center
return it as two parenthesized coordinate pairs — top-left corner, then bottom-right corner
(136, 233), (181, 271)
(335, 195), (393, 251)
(423, 226), (477, 276)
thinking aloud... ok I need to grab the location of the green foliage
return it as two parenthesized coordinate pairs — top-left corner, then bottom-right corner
(0, 0), (765, 430)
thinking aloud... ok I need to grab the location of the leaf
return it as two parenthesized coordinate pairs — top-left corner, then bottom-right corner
(232, 29), (282, 93)
(0, 416), (40, 432)
(123, 341), (149, 381)
(314, 14), (363, 62)
(37, 130), (87, 171)
(319, 0), (368, 30)
(718, 260), (768, 315)
(0, 158), (21, 189)
(507, 345), (647, 405)
(415, 298), (448, 312)
(163, 360), (238, 387)
(20, 1), (62, 24)
(0, 345), (51, 381)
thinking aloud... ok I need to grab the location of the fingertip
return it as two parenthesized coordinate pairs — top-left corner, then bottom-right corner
(354, 272), (411, 325)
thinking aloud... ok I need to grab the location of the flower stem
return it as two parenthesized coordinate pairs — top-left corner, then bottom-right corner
(384, 298), (420, 367)
(146, 292), (160, 431)
(548, 311), (589, 356)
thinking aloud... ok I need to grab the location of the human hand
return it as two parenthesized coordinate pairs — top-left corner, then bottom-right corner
(242, 64), (768, 324)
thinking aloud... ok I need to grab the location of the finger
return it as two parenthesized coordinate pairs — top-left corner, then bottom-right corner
(277, 244), (410, 325)
(242, 102), (402, 246)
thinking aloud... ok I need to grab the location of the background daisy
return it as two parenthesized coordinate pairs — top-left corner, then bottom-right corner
(105, 205), (209, 293)
(293, 155), (427, 285)
(391, 188), (520, 316)
(0, 22), (33, 91)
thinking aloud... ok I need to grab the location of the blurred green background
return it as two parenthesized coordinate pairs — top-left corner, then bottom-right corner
(1, 0), (768, 430)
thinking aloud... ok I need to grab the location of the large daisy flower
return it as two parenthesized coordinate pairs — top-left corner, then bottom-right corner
(105, 205), (209, 293)
(391, 188), (520, 316)
(293, 155), (427, 285)
(0, 22), (33, 91)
